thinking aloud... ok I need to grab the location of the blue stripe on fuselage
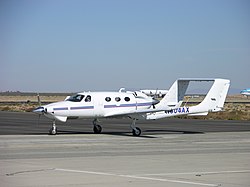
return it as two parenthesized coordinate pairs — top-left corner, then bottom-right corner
(53, 107), (68, 111)
(53, 102), (152, 111)
(70, 106), (94, 110)
(104, 102), (152, 108)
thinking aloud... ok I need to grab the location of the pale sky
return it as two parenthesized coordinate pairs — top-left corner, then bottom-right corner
(1, 0), (249, 93)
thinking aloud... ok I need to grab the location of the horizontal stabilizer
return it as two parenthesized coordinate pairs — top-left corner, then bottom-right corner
(187, 112), (208, 116)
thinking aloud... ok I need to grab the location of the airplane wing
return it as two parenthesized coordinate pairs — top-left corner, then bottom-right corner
(103, 107), (162, 118)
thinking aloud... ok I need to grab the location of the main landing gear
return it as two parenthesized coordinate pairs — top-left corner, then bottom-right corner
(92, 118), (141, 136)
(130, 119), (141, 136)
(49, 120), (57, 135)
(48, 119), (141, 136)
(93, 119), (102, 134)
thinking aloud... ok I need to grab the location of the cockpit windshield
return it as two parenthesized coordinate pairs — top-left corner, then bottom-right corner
(66, 94), (84, 102)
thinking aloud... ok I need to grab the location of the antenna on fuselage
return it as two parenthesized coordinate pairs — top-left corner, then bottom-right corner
(119, 88), (126, 92)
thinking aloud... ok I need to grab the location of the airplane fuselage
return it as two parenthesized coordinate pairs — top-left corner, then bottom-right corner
(240, 89), (250, 96)
(42, 92), (155, 122)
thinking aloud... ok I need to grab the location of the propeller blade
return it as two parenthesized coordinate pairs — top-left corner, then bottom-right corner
(152, 98), (160, 105)
(37, 93), (41, 107)
(153, 88), (158, 99)
(37, 114), (41, 126)
(34, 93), (44, 126)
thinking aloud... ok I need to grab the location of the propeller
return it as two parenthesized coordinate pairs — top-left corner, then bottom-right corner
(37, 110), (41, 126)
(152, 98), (160, 109)
(153, 88), (158, 99)
(33, 94), (46, 114)
(33, 93), (46, 125)
(152, 89), (160, 109)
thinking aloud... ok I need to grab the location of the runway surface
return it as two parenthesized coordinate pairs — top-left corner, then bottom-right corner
(0, 111), (250, 136)
(0, 111), (250, 187)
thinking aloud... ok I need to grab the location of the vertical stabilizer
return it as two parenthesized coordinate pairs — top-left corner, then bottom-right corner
(195, 79), (230, 112)
(156, 79), (190, 110)
(186, 79), (230, 116)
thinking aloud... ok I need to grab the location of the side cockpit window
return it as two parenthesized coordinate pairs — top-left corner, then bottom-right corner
(67, 94), (84, 102)
(85, 95), (91, 102)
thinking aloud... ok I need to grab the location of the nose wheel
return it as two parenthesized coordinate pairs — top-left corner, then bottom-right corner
(49, 120), (57, 135)
(131, 119), (141, 136)
(93, 119), (102, 134)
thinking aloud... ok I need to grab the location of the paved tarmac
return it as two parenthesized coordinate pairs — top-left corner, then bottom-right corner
(0, 111), (250, 187)
(0, 111), (250, 136)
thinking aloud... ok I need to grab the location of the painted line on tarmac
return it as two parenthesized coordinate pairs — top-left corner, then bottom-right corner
(55, 168), (218, 187)
(140, 169), (250, 176)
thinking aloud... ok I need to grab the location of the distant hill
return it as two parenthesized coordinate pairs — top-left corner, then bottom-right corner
(0, 92), (73, 96)
(0, 87), (242, 96)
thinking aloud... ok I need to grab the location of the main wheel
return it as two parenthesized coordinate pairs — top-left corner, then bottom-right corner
(132, 127), (141, 136)
(93, 125), (102, 134)
(49, 127), (57, 135)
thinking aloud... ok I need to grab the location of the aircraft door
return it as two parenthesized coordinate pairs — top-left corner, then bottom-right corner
(83, 95), (94, 117)
(133, 94), (138, 110)
(93, 95), (104, 117)
(133, 92), (141, 111)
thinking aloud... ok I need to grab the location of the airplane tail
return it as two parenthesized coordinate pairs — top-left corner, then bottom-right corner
(187, 78), (230, 116)
(156, 79), (190, 110)
(147, 78), (230, 120)
(156, 78), (222, 110)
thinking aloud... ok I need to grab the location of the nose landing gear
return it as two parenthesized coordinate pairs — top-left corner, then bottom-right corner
(49, 120), (57, 135)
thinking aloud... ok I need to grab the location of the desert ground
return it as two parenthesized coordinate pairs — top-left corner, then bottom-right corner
(0, 93), (249, 120)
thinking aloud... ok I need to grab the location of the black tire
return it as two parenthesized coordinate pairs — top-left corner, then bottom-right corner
(93, 125), (102, 134)
(132, 127), (141, 136)
(49, 127), (57, 135)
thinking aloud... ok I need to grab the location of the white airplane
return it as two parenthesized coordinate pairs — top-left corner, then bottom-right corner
(140, 89), (168, 98)
(240, 88), (250, 98)
(33, 78), (230, 136)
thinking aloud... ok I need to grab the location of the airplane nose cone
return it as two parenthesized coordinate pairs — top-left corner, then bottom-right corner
(33, 106), (46, 114)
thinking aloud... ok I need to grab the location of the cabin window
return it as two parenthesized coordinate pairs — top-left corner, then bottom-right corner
(85, 95), (91, 102)
(67, 94), (84, 102)
(124, 97), (130, 102)
(105, 97), (111, 102)
(115, 97), (121, 102)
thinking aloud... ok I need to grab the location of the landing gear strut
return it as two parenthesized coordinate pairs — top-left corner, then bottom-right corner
(49, 120), (57, 135)
(130, 119), (141, 136)
(93, 119), (102, 134)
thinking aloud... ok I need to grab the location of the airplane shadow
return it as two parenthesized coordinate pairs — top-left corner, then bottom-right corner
(57, 130), (156, 138)
(144, 129), (204, 134)
(56, 129), (204, 139)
